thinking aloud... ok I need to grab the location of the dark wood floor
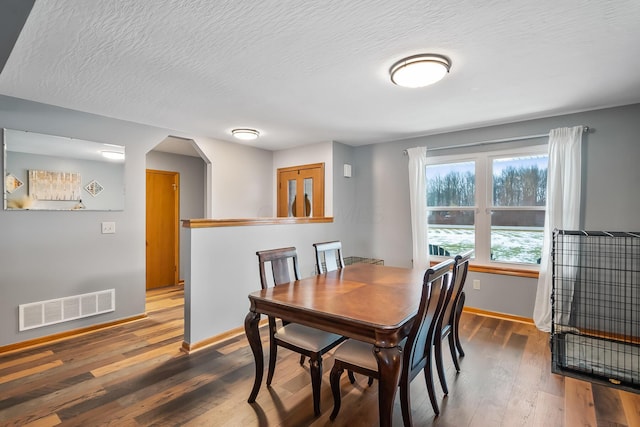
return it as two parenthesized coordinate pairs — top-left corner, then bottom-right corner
(1, 286), (639, 426)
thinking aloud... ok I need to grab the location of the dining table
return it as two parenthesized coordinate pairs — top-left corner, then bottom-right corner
(244, 262), (427, 426)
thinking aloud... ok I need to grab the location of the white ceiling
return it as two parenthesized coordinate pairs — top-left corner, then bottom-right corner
(1, 0), (639, 152)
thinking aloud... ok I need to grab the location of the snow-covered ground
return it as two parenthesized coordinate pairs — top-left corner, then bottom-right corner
(429, 227), (543, 264)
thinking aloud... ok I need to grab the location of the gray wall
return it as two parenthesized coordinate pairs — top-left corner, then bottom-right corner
(146, 150), (206, 280)
(2, 94), (638, 346)
(0, 96), (169, 346)
(351, 103), (640, 317)
(331, 142), (359, 255)
(0, 95), (274, 347)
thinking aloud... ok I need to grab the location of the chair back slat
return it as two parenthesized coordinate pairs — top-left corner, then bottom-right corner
(324, 253), (339, 272)
(429, 250), (474, 350)
(313, 241), (345, 274)
(406, 259), (453, 371)
(256, 247), (300, 289)
(447, 250), (473, 324)
(271, 257), (292, 285)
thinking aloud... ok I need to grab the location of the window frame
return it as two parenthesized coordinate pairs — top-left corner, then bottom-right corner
(426, 144), (548, 270)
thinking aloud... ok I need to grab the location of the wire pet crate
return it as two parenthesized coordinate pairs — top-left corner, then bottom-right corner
(343, 256), (384, 266)
(551, 230), (640, 391)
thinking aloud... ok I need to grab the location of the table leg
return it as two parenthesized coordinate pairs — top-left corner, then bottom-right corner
(374, 345), (403, 427)
(244, 311), (262, 403)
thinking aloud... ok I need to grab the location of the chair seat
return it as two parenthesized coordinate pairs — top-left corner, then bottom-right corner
(333, 340), (379, 371)
(275, 323), (343, 352)
(334, 338), (408, 372)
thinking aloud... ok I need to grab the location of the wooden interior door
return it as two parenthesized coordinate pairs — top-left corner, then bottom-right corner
(277, 163), (324, 217)
(146, 169), (179, 289)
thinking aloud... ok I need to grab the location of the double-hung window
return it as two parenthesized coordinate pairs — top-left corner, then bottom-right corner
(426, 145), (548, 267)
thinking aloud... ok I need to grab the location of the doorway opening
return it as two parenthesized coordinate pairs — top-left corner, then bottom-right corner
(145, 136), (208, 290)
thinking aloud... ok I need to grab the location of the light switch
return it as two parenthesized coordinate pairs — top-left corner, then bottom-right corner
(101, 222), (116, 234)
(343, 163), (352, 178)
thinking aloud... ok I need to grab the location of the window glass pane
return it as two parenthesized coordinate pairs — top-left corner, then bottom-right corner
(492, 155), (547, 206)
(303, 178), (313, 217)
(428, 209), (475, 256)
(491, 209), (545, 263)
(426, 161), (475, 206)
(287, 179), (296, 217)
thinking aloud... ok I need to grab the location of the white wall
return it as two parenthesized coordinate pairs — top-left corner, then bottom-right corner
(193, 136), (273, 218)
(184, 221), (338, 345)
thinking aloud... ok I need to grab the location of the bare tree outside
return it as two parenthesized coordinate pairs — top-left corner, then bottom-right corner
(427, 155), (548, 264)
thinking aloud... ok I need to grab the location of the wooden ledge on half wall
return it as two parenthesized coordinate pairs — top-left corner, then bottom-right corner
(182, 217), (334, 228)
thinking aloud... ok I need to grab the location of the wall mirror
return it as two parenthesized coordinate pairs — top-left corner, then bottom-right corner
(2, 128), (125, 211)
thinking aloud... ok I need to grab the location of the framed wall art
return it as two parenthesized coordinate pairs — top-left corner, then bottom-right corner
(5, 173), (23, 193)
(28, 170), (82, 201)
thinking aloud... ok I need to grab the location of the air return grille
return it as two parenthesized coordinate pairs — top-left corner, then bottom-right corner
(19, 289), (115, 331)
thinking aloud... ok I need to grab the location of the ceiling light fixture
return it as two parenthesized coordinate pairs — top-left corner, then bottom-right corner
(389, 54), (451, 88)
(232, 128), (260, 141)
(101, 150), (125, 160)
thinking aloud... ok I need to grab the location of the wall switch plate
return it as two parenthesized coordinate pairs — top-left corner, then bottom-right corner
(473, 279), (480, 290)
(101, 221), (116, 234)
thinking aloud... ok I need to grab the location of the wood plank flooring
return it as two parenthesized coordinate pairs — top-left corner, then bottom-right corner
(1, 286), (638, 426)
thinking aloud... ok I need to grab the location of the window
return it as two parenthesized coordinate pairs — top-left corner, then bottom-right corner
(426, 146), (548, 266)
(426, 160), (476, 257)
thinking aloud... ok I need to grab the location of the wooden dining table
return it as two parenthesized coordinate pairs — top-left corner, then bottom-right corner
(244, 263), (426, 426)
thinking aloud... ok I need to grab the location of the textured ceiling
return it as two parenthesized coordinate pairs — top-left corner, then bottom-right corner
(1, 0), (639, 151)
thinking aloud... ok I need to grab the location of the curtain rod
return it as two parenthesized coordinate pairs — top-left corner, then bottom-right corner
(402, 126), (590, 155)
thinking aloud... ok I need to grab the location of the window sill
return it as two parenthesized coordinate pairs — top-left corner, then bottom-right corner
(469, 263), (539, 278)
(430, 260), (539, 278)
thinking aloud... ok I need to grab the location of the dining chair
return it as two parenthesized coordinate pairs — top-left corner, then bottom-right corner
(434, 250), (473, 395)
(303, 240), (345, 368)
(312, 240), (372, 386)
(256, 247), (345, 416)
(328, 259), (454, 425)
(313, 240), (345, 274)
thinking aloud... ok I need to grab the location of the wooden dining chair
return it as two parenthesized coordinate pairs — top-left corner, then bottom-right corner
(256, 247), (345, 416)
(302, 240), (346, 366)
(434, 250), (473, 395)
(328, 259), (453, 425)
(313, 240), (345, 274)
(312, 240), (372, 386)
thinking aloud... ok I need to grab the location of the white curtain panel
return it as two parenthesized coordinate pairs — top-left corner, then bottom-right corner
(533, 126), (584, 332)
(407, 146), (429, 271)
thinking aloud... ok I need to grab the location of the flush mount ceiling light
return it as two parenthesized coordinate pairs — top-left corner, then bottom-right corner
(232, 128), (260, 141)
(389, 54), (451, 88)
(101, 150), (125, 160)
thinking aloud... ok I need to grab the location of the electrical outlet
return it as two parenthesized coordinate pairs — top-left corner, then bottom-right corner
(473, 279), (480, 290)
(101, 221), (116, 234)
